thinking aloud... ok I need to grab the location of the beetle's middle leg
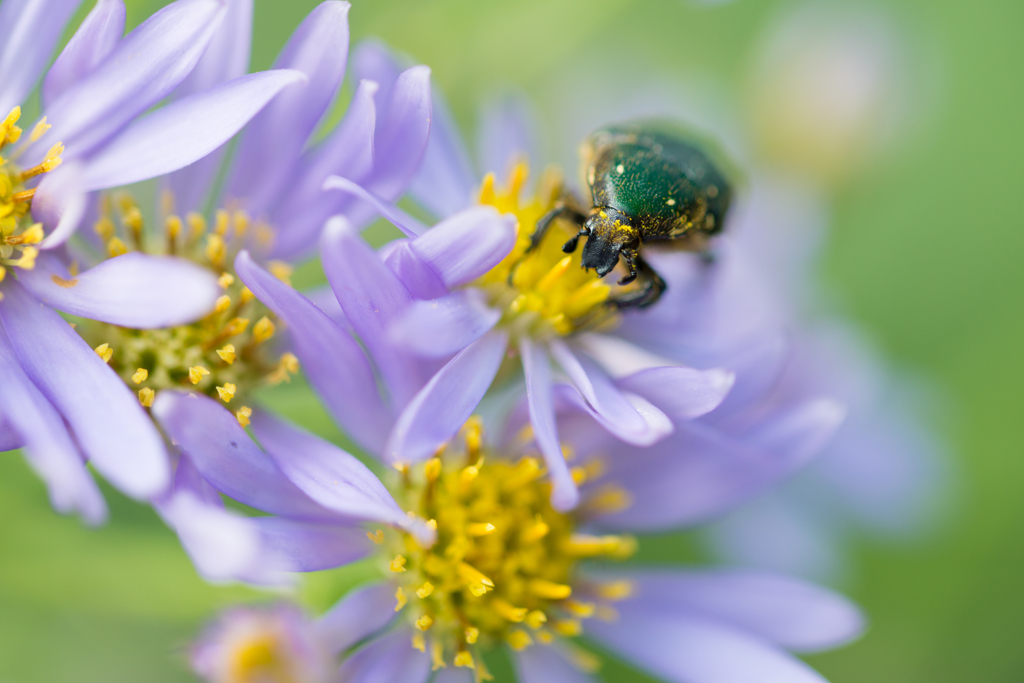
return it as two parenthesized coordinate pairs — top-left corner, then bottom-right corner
(610, 255), (666, 310)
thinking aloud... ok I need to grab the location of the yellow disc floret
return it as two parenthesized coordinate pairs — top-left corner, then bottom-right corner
(379, 420), (635, 676)
(77, 191), (297, 423)
(0, 106), (64, 295)
(474, 163), (636, 339)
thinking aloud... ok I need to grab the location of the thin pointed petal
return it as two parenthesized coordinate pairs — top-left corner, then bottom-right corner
(0, 0), (83, 114)
(315, 583), (396, 654)
(42, 0), (125, 109)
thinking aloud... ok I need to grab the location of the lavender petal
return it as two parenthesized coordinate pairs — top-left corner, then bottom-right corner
(513, 643), (597, 683)
(0, 0), (83, 114)
(18, 251), (219, 327)
(337, 629), (431, 683)
(409, 206), (517, 288)
(252, 517), (372, 572)
(390, 289), (500, 358)
(617, 366), (735, 421)
(315, 582), (396, 654)
(0, 279), (169, 499)
(409, 85), (476, 218)
(42, 0), (125, 109)
(32, 162), (87, 249)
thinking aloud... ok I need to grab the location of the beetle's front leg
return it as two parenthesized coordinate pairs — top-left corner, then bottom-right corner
(562, 225), (590, 254)
(617, 249), (638, 285)
(528, 201), (587, 252)
(611, 255), (666, 309)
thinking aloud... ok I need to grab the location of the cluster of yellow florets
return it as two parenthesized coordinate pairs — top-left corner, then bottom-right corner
(474, 164), (624, 338)
(80, 192), (298, 425)
(375, 419), (636, 679)
(0, 106), (64, 296)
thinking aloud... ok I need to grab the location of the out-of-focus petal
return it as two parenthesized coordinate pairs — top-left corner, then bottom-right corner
(83, 69), (307, 190)
(363, 65), (431, 201)
(0, 279), (169, 499)
(383, 239), (448, 300)
(250, 411), (407, 526)
(235, 251), (392, 455)
(476, 92), (539, 182)
(323, 175), (427, 237)
(390, 289), (500, 358)
(18, 251), (219, 327)
(39, 0), (226, 161)
(337, 628), (431, 683)
(0, 0), (83, 114)
(315, 582), (396, 654)
(409, 86), (476, 218)
(226, 0), (350, 212)
(252, 517), (372, 571)
(384, 330), (507, 464)
(617, 366), (735, 421)
(350, 39), (402, 113)
(0, 418), (21, 451)
(0, 326), (107, 524)
(522, 338), (578, 512)
(586, 601), (831, 683)
(42, 0), (125, 109)
(32, 161), (87, 249)
(591, 569), (864, 653)
(409, 206), (517, 288)
(324, 220), (434, 409)
(513, 642), (597, 683)
(151, 390), (335, 519)
(551, 342), (672, 446)
(596, 399), (844, 532)
(165, 0), (253, 214)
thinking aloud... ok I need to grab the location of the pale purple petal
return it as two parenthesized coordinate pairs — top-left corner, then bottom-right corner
(250, 411), (407, 526)
(595, 400), (844, 532)
(617, 366), (735, 421)
(596, 569), (864, 653)
(0, 279), (169, 499)
(432, 669), (476, 683)
(383, 239), (448, 300)
(164, 0), (253, 214)
(363, 65), (431, 201)
(409, 206), (517, 288)
(586, 602), (830, 683)
(83, 69), (307, 190)
(522, 338), (578, 512)
(157, 488), (294, 585)
(384, 330), (507, 464)
(337, 629), (431, 683)
(409, 86), (476, 218)
(513, 643), (597, 683)
(323, 175), (427, 237)
(0, 0), (83, 114)
(18, 251), (219, 327)
(151, 390), (335, 519)
(390, 289), (500, 358)
(42, 0), (125, 109)
(32, 162), (87, 249)
(252, 517), (372, 571)
(476, 92), (539, 180)
(551, 342), (672, 446)
(315, 582), (396, 654)
(235, 251), (392, 455)
(226, 0), (350, 212)
(0, 326), (107, 524)
(0, 418), (21, 451)
(39, 0), (227, 161)
(303, 284), (349, 330)
(350, 39), (402, 112)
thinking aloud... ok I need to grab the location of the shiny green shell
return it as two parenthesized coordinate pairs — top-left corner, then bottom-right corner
(583, 122), (733, 241)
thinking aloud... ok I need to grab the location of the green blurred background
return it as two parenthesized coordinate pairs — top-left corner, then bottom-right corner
(2, 0), (1022, 680)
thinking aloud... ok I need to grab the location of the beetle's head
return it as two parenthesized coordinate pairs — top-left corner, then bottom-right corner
(581, 208), (638, 278)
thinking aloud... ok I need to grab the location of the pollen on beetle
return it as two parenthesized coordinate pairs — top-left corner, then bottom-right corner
(473, 163), (638, 339)
(376, 419), (632, 672)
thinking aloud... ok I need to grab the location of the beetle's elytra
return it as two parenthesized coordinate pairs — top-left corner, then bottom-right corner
(531, 122), (734, 309)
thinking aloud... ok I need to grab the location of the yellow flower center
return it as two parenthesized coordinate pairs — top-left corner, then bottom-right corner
(0, 106), (64, 294)
(78, 192), (297, 425)
(376, 419), (636, 677)
(228, 633), (298, 683)
(474, 163), (633, 338)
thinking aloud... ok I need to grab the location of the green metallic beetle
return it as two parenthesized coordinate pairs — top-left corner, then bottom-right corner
(531, 122), (734, 309)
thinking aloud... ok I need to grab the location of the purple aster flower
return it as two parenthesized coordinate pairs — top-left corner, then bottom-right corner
(191, 603), (332, 683)
(154, 377), (863, 682)
(0, 0), (313, 522)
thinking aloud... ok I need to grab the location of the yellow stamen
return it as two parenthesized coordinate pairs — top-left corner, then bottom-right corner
(552, 619), (582, 637)
(131, 368), (149, 384)
(252, 316), (275, 343)
(217, 344), (237, 364)
(205, 233), (225, 267)
(367, 529), (384, 544)
(391, 555), (408, 573)
(565, 601), (596, 618)
(467, 522), (496, 537)
(235, 406), (252, 428)
(411, 634), (426, 653)
(454, 651), (474, 669)
(28, 117), (50, 142)
(94, 343), (113, 363)
(415, 614), (434, 631)
(12, 189), (34, 203)
(529, 579), (572, 600)
(268, 260), (293, 285)
(507, 630), (533, 651)
(138, 387), (155, 407)
(189, 366), (210, 384)
(14, 246), (38, 269)
(94, 217), (115, 241)
(107, 237), (128, 258)
(221, 317), (249, 337)
(492, 599), (527, 623)
(395, 587), (407, 612)
(416, 581), (435, 599)
(6, 222), (42, 245)
(525, 610), (547, 629)
(431, 641), (446, 670)
(217, 272), (235, 288)
(594, 580), (634, 601)
(216, 383), (236, 402)
(464, 627), (479, 644)
(214, 295), (232, 313)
